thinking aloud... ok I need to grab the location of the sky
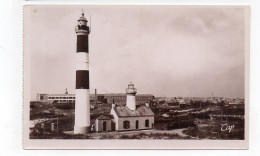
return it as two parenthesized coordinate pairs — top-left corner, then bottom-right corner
(25, 5), (246, 100)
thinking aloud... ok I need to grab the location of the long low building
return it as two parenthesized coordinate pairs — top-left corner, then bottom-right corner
(104, 93), (154, 106)
(36, 91), (154, 106)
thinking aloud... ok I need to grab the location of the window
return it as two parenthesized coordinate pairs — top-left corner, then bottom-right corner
(123, 120), (130, 129)
(145, 119), (149, 127)
(136, 120), (139, 129)
(103, 122), (107, 131)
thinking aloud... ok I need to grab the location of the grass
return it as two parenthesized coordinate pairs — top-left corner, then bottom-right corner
(30, 129), (90, 139)
(182, 119), (245, 140)
(119, 132), (191, 140)
(30, 101), (245, 140)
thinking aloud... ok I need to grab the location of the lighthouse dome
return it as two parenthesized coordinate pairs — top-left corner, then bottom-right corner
(78, 13), (88, 22)
(75, 12), (90, 34)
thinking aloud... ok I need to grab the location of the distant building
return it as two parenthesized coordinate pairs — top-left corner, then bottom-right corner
(229, 99), (243, 105)
(104, 93), (154, 106)
(36, 89), (154, 106)
(36, 92), (75, 103)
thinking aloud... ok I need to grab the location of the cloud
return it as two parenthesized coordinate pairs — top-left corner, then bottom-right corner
(26, 6), (246, 99)
(166, 7), (244, 36)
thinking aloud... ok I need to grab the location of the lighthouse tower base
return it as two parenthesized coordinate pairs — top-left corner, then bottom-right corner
(74, 126), (90, 135)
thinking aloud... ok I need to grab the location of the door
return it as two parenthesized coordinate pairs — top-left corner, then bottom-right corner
(103, 121), (106, 131)
(136, 120), (139, 129)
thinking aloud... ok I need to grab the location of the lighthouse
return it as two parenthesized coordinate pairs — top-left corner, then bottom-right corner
(74, 11), (91, 134)
(126, 82), (137, 110)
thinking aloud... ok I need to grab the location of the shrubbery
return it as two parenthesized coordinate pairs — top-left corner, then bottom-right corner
(54, 103), (75, 110)
(30, 129), (90, 139)
(167, 120), (196, 130)
(119, 132), (191, 139)
(223, 107), (244, 115)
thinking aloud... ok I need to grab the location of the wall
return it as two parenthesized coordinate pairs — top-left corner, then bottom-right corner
(36, 94), (48, 101)
(110, 108), (119, 130)
(126, 94), (136, 110)
(95, 119), (112, 132)
(117, 116), (154, 131)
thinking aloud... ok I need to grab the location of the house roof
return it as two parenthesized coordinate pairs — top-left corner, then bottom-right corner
(113, 105), (154, 117)
(95, 115), (113, 120)
(47, 94), (75, 97)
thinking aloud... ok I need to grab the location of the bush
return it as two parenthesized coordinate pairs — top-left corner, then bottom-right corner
(191, 112), (210, 119)
(223, 107), (245, 115)
(167, 120), (196, 130)
(119, 132), (191, 140)
(54, 103), (75, 110)
(30, 130), (90, 139)
(100, 135), (114, 139)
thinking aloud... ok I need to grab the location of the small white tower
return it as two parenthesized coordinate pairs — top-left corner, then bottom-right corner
(126, 82), (137, 110)
(65, 88), (68, 94)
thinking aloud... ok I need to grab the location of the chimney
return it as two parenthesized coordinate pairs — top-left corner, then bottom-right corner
(65, 88), (68, 94)
(95, 89), (97, 105)
(146, 101), (149, 107)
(112, 99), (116, 109)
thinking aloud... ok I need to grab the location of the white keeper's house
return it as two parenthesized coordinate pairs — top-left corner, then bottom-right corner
(110, 103), (155, 131)
(93, 83), (155, 132)
(108, 83), (155, 131)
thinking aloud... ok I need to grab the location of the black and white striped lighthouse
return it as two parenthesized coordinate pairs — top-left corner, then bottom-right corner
(74, 11), (91, 134)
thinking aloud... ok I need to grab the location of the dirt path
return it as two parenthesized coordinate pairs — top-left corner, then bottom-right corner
(162, 128), (189, 137)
